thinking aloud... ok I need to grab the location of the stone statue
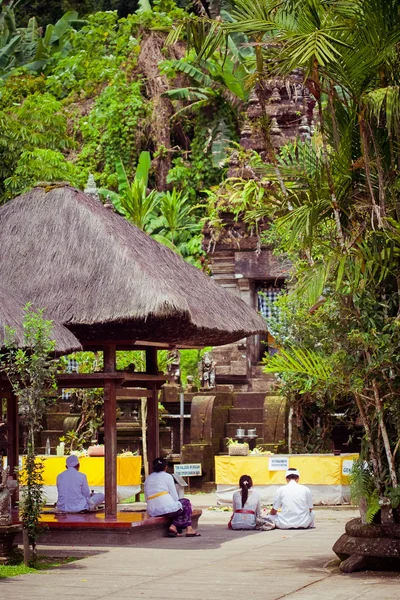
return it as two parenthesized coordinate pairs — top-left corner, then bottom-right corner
(0, 465), (12, 526)
(201, 352), (216, 389)
(167, 348), (181, 385)
(84, 173), (100, 201)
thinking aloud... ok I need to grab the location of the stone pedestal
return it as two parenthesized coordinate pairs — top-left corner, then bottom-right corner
(263, 394), (287, 445)
(333, 517), (400, 572)
(0, 524), (22, 563)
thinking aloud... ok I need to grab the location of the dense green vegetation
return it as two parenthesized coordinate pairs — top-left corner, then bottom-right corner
(0, 0), (245, 264)
(3, 0), (400, 518)
(199, 0), (400, 519)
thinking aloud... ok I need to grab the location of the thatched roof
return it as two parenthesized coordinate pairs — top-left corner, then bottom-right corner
(0, 185), (266, 347)
(0, 286), (82, 354)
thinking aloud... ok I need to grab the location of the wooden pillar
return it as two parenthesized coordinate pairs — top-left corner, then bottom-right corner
(7, 393), (18, 477)
(7, 392), (19, 507)
(103, 345), (117, 517)
(147, 383), (160, 470)
(146, 348), (159, 469)
(146, 347), (158, 375)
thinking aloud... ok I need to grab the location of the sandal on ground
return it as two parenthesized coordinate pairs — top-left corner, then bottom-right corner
(167, 529), (178, 537)
(185, 532), (201, 537)
(167, 528), (182, 537)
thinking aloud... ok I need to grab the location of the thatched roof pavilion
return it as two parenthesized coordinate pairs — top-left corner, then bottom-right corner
(0, 184), (266, 516)
(0, 286), (82, 354)
(0, 185), (265, 347)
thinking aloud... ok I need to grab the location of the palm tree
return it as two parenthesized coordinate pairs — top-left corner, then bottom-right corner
(185, 0), (400, 496)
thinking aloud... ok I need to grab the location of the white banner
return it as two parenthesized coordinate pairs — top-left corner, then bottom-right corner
(268, 457), (289, 471)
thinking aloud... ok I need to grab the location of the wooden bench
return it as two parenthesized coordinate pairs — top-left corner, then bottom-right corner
(19, 509), (203, 546)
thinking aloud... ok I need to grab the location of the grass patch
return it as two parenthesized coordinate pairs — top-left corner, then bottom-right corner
(120, 492), (144, 503)
(0, 556), (79, 579)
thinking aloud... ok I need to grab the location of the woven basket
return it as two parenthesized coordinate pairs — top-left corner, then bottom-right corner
(228, 443), (249, 456)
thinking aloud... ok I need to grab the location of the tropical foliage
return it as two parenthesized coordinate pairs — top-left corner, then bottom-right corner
(3, 0), (400, 519)
(191, 0), (400, 515)
(0, 0), (242, 265)
(0, 305), (59, 563)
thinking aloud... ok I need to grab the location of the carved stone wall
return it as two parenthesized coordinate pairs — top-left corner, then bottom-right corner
(203, 79), (314, 391)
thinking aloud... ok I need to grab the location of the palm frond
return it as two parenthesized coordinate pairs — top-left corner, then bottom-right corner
(262, 346), (332, 381)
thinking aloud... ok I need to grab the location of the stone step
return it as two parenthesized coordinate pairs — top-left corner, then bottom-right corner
(40, 430), (64, 447)
(226, 422), (263, 438)
(251, 365), (276, 378)
(250, 378), (277, 393)
(229, 407), (264, 422)
(58, 401), (74, 412)
(45, 413), (71, 430)
(233, 392), (266, 408)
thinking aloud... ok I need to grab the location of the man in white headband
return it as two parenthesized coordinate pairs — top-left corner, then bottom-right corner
(56, 454), (105, 513)
(268, 468), (315, 529)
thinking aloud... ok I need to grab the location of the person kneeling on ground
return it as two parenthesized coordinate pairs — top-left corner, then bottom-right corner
(229, 475), (261, 530)
(56, 455), (105, 513)
(268, 468), (315, 529)
(144, 457), (200, 537)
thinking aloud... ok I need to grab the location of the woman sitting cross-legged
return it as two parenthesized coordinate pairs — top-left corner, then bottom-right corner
(229, 474), (261, 530)
(144, 457), (201, 537)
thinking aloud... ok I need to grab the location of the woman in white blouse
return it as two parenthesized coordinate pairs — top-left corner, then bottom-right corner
(144, 457), (200, 537)
(229, 475), (261, 530)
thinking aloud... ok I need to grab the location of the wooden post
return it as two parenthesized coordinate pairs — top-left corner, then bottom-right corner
(103, 345), (117, 517)
(7, 392), (19, 506)
(147, 383), (159, 470)
(146, 348), (159, 470)
(146, 347), (158, 376)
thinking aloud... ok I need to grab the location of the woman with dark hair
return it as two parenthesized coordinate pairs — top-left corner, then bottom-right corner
(229, 474), (262, 530)
(144, 457), (201, 537)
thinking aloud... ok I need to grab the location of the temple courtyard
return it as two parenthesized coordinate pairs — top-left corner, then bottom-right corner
(1, 499), (399, 599)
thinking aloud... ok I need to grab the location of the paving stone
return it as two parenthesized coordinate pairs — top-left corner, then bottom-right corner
(2, 508), (400, 600)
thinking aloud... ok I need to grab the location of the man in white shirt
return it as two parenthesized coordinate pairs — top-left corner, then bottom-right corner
(56, 455), (104, 512)
(269, 468), (315, 529)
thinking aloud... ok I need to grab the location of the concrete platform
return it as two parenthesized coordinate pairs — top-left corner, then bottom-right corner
(3, 508), (400, 599)
(13, 509), (202, 546)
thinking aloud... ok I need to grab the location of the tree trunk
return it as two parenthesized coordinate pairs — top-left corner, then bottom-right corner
(315, 84), (345, 247)
(371, 377), (398, 488)
(359, 116), (383, 227)
(22, 528), (30, 566)
(137, 33), (174, 191)
(354, 392), (381, 485)
(141, 397), (149, 479)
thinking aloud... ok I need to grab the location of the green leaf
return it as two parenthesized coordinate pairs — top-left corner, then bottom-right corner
(137, 0), (152, 13)
(263, 347), (332, 382)
(211, 121), (232, 167)
(115, 159), (131, 197)
(135, 151), (151, 188)
(0, 34), (21, 69)
(162, 87), (209, 101)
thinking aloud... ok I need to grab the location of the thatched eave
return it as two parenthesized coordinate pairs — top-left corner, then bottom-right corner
(0, 186), (266, 347)
(0, 285), (82, 354)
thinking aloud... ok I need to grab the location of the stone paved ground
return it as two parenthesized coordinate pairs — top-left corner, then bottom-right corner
(2, 505), (400, 600)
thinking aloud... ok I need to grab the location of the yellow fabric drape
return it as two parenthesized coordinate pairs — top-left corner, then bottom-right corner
(20, 456), (142, 486)
(215, 455), (359, 486)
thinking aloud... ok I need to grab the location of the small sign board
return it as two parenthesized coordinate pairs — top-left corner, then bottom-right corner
(269, 457), (289, 471)
(174, 463), (202, 477)
(342, 460), (354, 476)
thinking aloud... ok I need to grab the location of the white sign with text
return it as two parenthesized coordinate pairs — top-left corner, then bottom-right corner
(342, 460), (354, 476)
(174, 463), (202, 477)
(268, 457), (289, 471)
